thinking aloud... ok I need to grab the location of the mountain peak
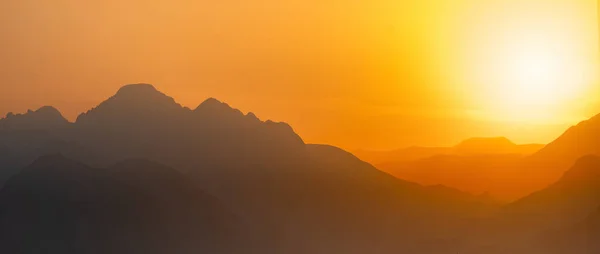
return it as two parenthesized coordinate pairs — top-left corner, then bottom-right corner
(195, 97), (237, 112)
(198, 97), (223, 107)
(76, 84), (186, 125)
(194, 97), (244, 118)
(115, 83), (158, 97)
(35, 106), (63, 116)
(110, 84), (173, 103)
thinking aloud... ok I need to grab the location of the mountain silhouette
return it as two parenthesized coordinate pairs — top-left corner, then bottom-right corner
(506, 155), (600, 229)
(0, 84), (498, 254)
(1, 84), (599, 253)
(76, 83), (189, 126)
(70, 84), (304, 169)
(0, 106), (69, 131)
(0, 155), (250, 254)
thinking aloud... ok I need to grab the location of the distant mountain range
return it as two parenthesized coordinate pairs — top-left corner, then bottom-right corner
(355, 137), (544, 165)
(358, 116), (600, 201)
(0, 83), (599, 254)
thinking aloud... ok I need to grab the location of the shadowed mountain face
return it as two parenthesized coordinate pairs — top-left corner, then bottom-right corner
(0, 155), (247, 254)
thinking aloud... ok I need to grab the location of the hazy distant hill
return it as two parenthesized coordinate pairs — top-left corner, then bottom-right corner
(356, 138), (544, 200)
(355, 137), (544, 165)
(379, 153), (524, 200)
(455, 137), (544, 156)
(366, 113), (600, 200)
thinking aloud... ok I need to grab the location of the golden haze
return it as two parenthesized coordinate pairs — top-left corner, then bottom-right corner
(0, 0), (599, 150)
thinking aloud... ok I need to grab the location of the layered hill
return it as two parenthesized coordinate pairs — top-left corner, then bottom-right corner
(460, 155), (600, 254)
(0, 155), (249, 254)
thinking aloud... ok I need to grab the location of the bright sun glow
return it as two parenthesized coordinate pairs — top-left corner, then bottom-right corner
(459, 2), (598, 125)
(469, 33), (596, 124)
(509, 47), (564, 106)
(492, 41), (594, 123)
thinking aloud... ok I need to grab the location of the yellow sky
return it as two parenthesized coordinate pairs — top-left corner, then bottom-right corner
(0, 0), (599, 150)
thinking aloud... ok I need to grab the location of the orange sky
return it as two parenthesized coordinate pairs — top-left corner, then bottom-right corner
(1, 0), (599, 150)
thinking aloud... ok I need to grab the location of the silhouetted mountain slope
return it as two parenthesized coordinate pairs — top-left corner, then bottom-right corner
(459, 156), (600, 254)
(0, 155), (248, 254)
(527, 114), (600, 180)
(505, 155), (600, 230)
(0, 106), (69, 131)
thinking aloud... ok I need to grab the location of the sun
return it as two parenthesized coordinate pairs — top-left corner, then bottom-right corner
(509, 47), (563, 107)
(458, 2), (598, 125)
(478, 38), (595, 124)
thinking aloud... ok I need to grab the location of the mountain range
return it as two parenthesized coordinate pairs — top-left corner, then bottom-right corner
(0, 83), (599, 253)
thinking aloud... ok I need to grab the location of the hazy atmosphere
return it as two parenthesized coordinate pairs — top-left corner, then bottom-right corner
(2, 0), (599, 150)
(2, 1), (600, 253)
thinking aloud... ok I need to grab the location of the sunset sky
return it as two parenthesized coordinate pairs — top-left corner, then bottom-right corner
(1, 0), (599, 150)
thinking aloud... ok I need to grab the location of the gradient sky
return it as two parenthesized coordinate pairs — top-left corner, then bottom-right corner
(1, 0), (599, 150)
